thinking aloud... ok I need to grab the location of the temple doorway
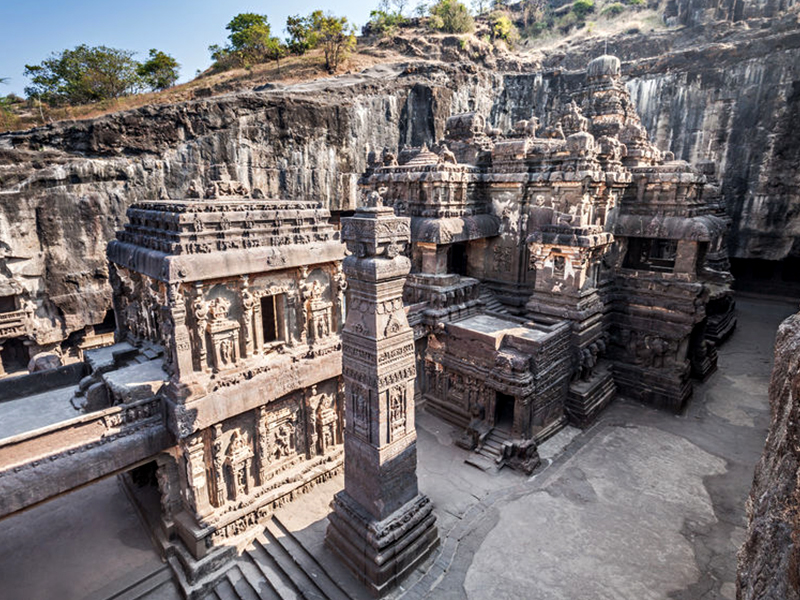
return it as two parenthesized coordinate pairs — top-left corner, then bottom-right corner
(495, 392), (515, 431)
(448, 242), (468, 276)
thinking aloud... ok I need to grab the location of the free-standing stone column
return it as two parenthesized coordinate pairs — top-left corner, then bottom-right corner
(326, 194), (439, 596)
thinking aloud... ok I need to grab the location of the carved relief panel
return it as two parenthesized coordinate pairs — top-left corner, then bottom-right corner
(388, 385), (407, 442)
(350, 384), (371, 442)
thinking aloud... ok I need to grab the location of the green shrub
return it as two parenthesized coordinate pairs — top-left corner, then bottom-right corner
(488, 11), (519, 44)
(365, 9), (408, 36)
(428, 0), (475, 33)
(571, 0), (595, 18)
(623, 0), (646, 6)
(601, 2), (626, 16)
(523, 21), (551, 37)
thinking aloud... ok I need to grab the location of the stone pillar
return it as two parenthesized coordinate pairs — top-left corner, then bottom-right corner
(241, 276), (255, 358)
(326, 197), (439, 596)
(192, 283), (208, 371)
(182, 434), (213, 519)
(168, 283), (194, 379)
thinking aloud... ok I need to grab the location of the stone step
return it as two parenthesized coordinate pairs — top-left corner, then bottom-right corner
(89, 563), (173, 600)
(224, 565), (262, 600)
(214, 577), (239, 600)
(258, 524), (328, 600)
(245, 539), (302, 600)
(476, 446), (501, 460)
(487, 430), (510, 442)
(478, 285), (511, 316)
(266, 517), (352, 600)
(465, 454), (497, 471)
(483, 439), (503, 452)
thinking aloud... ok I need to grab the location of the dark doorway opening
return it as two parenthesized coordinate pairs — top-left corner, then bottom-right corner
(95, 309), (117, 334)
(495, 392), (515, 430)
(1, 338), (28, 373)
(0, 295), (16, 313)
(448, 242), (468, 276)
(261, 296), (278, 343)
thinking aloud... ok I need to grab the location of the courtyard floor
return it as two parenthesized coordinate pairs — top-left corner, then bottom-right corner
(0, 294), (795, 600)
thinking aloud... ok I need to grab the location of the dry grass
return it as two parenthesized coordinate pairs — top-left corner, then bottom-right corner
(0, 45), (404, 134)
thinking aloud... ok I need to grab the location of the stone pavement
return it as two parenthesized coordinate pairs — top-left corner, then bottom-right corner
(0, 295), (793, 600)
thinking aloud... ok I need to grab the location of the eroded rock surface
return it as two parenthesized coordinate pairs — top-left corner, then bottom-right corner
(737, 306), (800, 600)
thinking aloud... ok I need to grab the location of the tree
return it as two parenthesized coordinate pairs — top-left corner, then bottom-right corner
(428, 0), (475, 33)
(365, 8), (408, 36)
(472, 0), (490, 15)
(24, 45), (141, 106)
(313, 14), (357, 73)
(0, 79), (15, 130)
(265, 37), (288, 70)
(286, 12), (322, 55)
(572, 0), (595, 18)
(211, 13), (286, 69)
(137, 49), (180, 91)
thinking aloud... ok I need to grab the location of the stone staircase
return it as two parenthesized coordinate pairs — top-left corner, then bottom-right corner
(475, 427), (510, 464)
(478, 285), (511, 316)
(207, 516), (355, 600)
(88, 563), (177, 600)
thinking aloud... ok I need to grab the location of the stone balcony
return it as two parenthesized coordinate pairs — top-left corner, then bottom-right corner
(0, 310), (28, 340)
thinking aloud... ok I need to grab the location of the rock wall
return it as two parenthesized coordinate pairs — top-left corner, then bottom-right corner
(1, 3), (799, 346)
(737, 307), (800, 600)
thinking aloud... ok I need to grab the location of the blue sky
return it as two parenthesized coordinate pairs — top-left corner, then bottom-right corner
(0, 0), (378, 97)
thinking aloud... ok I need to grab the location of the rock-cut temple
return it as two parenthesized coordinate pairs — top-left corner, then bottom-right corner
(0, 55), (736, 598)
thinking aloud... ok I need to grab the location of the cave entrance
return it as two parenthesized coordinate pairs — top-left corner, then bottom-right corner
(95, 309), (117, 335)
(495, 392), (515, 431)
(1, 337), (28, 373)
(448, 242), (468, 276)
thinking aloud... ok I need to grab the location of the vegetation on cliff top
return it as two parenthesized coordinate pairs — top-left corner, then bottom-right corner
(0, 0), (663, 133)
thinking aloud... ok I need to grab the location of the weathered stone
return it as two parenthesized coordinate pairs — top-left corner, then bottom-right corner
(327, 193), (439, 596)
(737, 307), (800, 600)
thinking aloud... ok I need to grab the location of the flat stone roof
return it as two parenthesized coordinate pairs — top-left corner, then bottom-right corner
(84, 342), (137, 373)
(449, 314), (547, 348)
(101, 359), (168, 403)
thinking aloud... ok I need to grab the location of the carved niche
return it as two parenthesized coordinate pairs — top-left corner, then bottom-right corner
(207, 296), (240, 373)
(301, 269), (333, 345)
(225, 431), (254, 502)
(351, 384), (371, 442)
(388, 385), (407, 441)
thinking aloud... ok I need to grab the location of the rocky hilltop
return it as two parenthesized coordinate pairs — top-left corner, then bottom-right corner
(0, 0), (798, 348)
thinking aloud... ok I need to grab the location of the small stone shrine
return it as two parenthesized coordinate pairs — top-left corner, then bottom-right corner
(326, 191), (439, 595)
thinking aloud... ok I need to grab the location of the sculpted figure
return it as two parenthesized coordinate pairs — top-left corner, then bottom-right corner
(382, 149), (398, 166)
(437, 144), (457, 164)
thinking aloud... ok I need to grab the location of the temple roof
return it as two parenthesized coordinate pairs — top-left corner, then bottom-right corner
(411, 214), (500, 244)
(613, 214), (727, 241)
(108, 196), (344, 283)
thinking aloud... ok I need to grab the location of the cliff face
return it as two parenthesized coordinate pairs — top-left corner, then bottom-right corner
(0, 2), (798, 346)
(737, 308), (800, 600)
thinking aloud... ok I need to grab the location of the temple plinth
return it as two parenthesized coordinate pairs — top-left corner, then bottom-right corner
(326, 193), (439, 596)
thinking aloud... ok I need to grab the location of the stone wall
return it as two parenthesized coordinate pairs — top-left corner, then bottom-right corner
(737, 307), (800, 600)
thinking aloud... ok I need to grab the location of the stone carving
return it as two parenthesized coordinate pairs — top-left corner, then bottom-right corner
(224, 430), (253, 501)
(327, 185), (438, 595)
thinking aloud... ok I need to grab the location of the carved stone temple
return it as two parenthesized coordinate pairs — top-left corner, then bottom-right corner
(0, 54), (738, 598)
(363, 54), (735, 463)
(326, 193), (439, 595)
